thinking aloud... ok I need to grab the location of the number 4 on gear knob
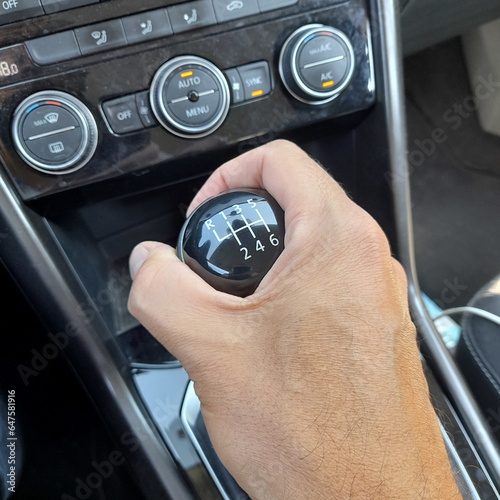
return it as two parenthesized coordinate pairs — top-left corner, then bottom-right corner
(177, 189), (285, 297)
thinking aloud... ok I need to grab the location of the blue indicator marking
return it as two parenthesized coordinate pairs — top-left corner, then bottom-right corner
(26, 104), (39, 114)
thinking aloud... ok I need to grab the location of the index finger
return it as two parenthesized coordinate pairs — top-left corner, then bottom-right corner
(187, 140), (348, 220)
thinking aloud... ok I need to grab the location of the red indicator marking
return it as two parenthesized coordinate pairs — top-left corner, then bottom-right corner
(45, 101), (61, 106)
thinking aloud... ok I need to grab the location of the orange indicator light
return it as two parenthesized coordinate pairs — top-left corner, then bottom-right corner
(322, 81), (334, 88)
(181, 71), (193, 78)
(251, 90), (263, 97)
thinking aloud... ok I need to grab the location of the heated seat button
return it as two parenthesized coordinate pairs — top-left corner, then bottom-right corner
(102, 95), (144, 134)
(25, 127), (83, 164)
(121, 9), (173, 45)
(237, 61), (272, 101)
(75, 20), (127, 55)
(0, 0), (44, 26)
(167, 1), (217, 34)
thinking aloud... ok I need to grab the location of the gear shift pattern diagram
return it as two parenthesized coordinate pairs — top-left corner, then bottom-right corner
(177, 189), (285, 297)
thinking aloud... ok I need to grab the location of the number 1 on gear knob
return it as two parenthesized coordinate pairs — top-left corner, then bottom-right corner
(177, 189), (285, 297)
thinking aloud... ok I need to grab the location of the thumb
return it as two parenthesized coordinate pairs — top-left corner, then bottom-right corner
(128, 241), (245, 368)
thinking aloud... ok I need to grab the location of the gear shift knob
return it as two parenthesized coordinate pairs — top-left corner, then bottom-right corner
(177, 189), (285, 297)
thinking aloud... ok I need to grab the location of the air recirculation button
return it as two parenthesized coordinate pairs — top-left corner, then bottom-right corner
(11, 91), (98, 175)
(150, 56), (230, 139)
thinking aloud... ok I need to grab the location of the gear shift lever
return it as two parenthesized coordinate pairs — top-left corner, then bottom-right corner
(177, 189), (285, 297)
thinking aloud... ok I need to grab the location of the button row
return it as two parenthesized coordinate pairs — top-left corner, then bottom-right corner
(0, 0), (99, 27)
(102, 60), (273, 135)
(25, 0), (299, 66)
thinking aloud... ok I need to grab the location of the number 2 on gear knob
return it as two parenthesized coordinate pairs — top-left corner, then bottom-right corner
(177, 189), (285, 297)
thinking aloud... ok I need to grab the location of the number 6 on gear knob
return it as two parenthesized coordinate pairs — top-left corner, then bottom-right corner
(177, 189), (285, 297)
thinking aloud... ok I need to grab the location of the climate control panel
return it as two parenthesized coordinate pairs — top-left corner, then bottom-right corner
(0, 0), (375, 200)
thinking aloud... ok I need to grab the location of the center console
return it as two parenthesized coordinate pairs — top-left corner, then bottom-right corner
(1, 0), (499, 498)
(0, 0), (374, 200)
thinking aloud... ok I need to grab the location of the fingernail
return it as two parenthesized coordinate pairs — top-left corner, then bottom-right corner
(129, 244), (151, 280)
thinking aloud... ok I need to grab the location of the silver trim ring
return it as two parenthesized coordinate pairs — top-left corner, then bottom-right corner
(150, 56), (230, 139)
(279, 25), (356, 105)
(11, 90), (98, 175)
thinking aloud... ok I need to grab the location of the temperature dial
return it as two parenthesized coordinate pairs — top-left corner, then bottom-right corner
(11, 91), (98, 174)
(177, 189), (285, 297)
(150, 56), (230, 139)
(279, 24), (355, 105)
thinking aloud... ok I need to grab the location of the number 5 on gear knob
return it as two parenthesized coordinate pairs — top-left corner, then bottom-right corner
(177, 189), (285, 297)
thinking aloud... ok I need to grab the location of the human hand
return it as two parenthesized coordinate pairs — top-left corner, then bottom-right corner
(128, 140), (460, 499)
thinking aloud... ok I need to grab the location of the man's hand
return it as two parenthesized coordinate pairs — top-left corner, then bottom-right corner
(128, 140), (461, 499)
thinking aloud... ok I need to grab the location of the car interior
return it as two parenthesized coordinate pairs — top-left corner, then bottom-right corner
(1, 0), (500, 498)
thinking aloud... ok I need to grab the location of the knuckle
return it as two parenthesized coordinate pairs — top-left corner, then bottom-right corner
(349, 209), (390, 258)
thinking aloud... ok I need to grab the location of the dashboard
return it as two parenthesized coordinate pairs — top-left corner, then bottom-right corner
(1, 0), (500, 499)
(0, 0), (374, 200)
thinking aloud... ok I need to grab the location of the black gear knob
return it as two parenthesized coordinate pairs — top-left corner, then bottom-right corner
(177, 189), (285, 297)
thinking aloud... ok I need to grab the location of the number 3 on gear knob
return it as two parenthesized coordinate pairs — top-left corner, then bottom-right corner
(177, 189), (285, 297)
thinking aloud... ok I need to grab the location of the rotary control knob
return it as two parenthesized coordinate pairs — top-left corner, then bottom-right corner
(150, 56), (230, 139)
(177, 189), (285, 297)
(11, 91), (98, 174)
(279, 24), (355, 105)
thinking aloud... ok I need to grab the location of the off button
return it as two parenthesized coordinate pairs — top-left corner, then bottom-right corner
(0, 0), (44, 26)
(102, 95), (144, 134)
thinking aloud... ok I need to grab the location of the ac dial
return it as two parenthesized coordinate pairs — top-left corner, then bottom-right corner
(279, 24), (355, 105)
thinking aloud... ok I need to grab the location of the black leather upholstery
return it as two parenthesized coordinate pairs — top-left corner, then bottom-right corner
(456, 275), (500, 440)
